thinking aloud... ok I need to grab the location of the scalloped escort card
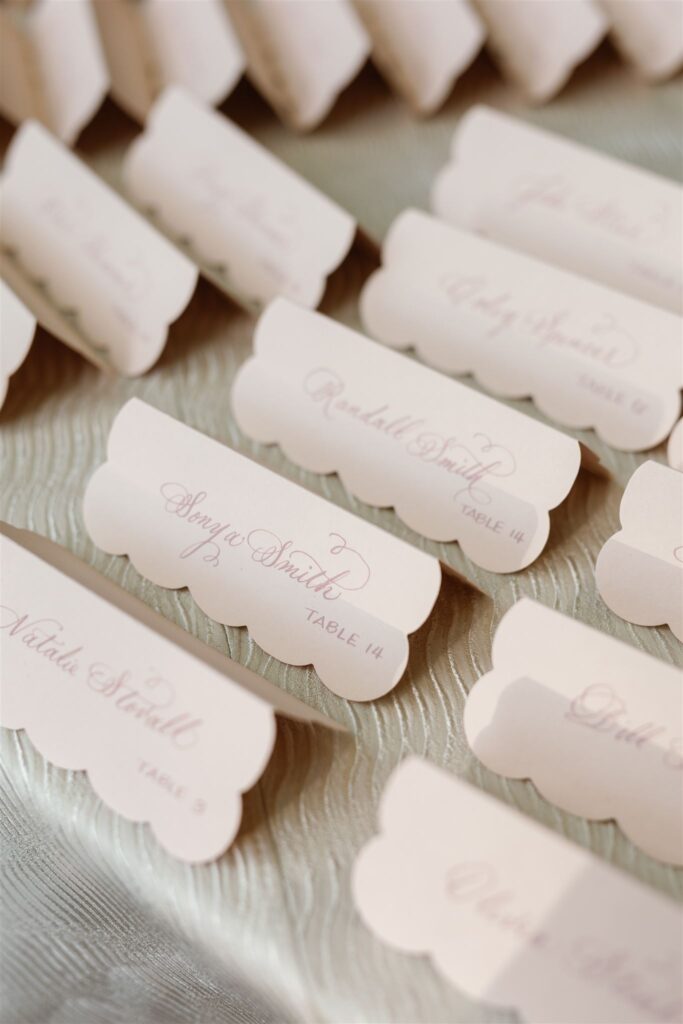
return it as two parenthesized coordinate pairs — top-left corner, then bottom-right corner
(124, 87), (356, 314)
(596, 461), (683, 641)
(93, 0), (244, 123)
(0, 122), (198, 376)
(464, 599), (683, 864)
(0, 522), (339, 863)
(668, 420), (683, 472)
(474, 0), (607, 101)
(0, 280), (36, 409)
(351, 0), (484, 114)
(225, 0), (370, 131)
(602, 0), (683, 81)
(0, 0), (108, 144)
(360, 210), (683, 452)
(83, 399), (441, 701)
(232, 299), (582, 573)
(353, 757), (683, 1023)
(432, 106), (683, 314)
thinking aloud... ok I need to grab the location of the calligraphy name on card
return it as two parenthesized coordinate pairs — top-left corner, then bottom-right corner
(353, 757), (683, 1023)
(93, 0), (244, 123)
(464, 599), (683, 864)
(0, 121), (198, 376)
(360, 210), (682, 452)
(596, 461), (683, 641)
(351, 0), (484, 114)
(432, 105), (683, 314)
(0, 0), (108, 143)
(124, 87), (357, 314)
(83, 399), (442, 701)
(225, 0), (370, 131)
(0, 522), (339, 863)
(0, 280), (36, 409)
(232, 299), (582, 573)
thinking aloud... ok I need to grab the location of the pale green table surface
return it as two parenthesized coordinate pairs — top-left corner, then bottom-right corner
(1, 44), (682, 1024)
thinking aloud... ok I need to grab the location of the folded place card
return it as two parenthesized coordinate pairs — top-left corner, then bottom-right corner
(596, 461), (683, 641)
(0, 279), (36, 409)
(124, 87), (357, 314)
(474, 0), (607, 101)
(353, 757), (682, 1023)
(351, 0), (484, 114)
(93, 0), (244, 123)
(432, 106), (683, 314)
(0, 522), (340, 863)
(601, 0), (683, 81)
(232, 299), (582, 573)
(360, 210), (683, 452)
(83, 399), (441, 701)
(668, 420), (683, 473)
(0, 0), (108, 144)
(464, 599), (683, 864)
(225, 0), (370, 131)
(0, 121), (198, 376)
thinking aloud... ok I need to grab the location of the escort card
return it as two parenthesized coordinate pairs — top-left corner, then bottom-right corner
(0, 122), (198, 376)
(475, 0), (606, 101)
(353, 757), (682, 1023)
(225, 0), (370, 131)
(432, 106), (683, 313)
(0, 0), (108, 143)
(668, 420), (683, 472)
(0, 280), (35, 409)
(351, 0), (484, 114)
(232, 299), (582, 573)
(93, 0), (244, 123)
(83, 399), (441, 701)
(464, 599), (683, 864)
(124, 87), (357, 314)
(602, 0), (683, 80)
(0, 522), (339, 863)
(596, 461), (683, 641)
(360, 210), (683, 452)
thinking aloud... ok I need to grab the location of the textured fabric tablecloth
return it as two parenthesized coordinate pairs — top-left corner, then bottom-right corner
(1, 43), (682, 1024)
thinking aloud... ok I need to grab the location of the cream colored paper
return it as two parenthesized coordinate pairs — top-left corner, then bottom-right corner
(0, 522), (339, 864)
(225, 0), (370, 131)
(83, 399), (441, 701)
(93, 0), (244, 123)
(353, 757), (683, 1023)
(464, 599), (683, 864)
(668, 420), (683, 472)
(601, 0), (683, 81)
(360, 210), (683, 452)
(432, 106), (683, 314)
(596, 461), (683, 640)
(232, 299), (582, 573)
(0, 122), (198, 376)
(124, 87), (356, 314)
(474, 0), (607, 101)
(0, 0), (108, 144)
(0, 280), (35, 409)
(352, 0), (484, 114)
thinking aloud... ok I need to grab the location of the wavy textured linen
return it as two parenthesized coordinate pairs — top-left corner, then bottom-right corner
(1, 51), (682, 1023)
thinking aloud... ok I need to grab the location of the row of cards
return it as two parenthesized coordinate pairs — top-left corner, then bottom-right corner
(1, 0), (682, 142)
(1, 524), (681, 1022)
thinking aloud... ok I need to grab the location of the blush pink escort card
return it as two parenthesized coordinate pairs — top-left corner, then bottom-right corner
(231, 299), (582, 573)
(124, 87), (357, 314)
(0, 522), (339, 864)
(352, 0), (484, 114)
(0, 280), (36, 410)
(596, 461), (683, 642)
(0, 122), (198, 377)
(432, 106), (683, 314)
(464, 599), (683, 864)
(83, 399), (441, 701)
(360, 210), (683, 452)
(225, 0), (370, 131)
(352, 757), (683, 1024)
(93, 0), (244, 123)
